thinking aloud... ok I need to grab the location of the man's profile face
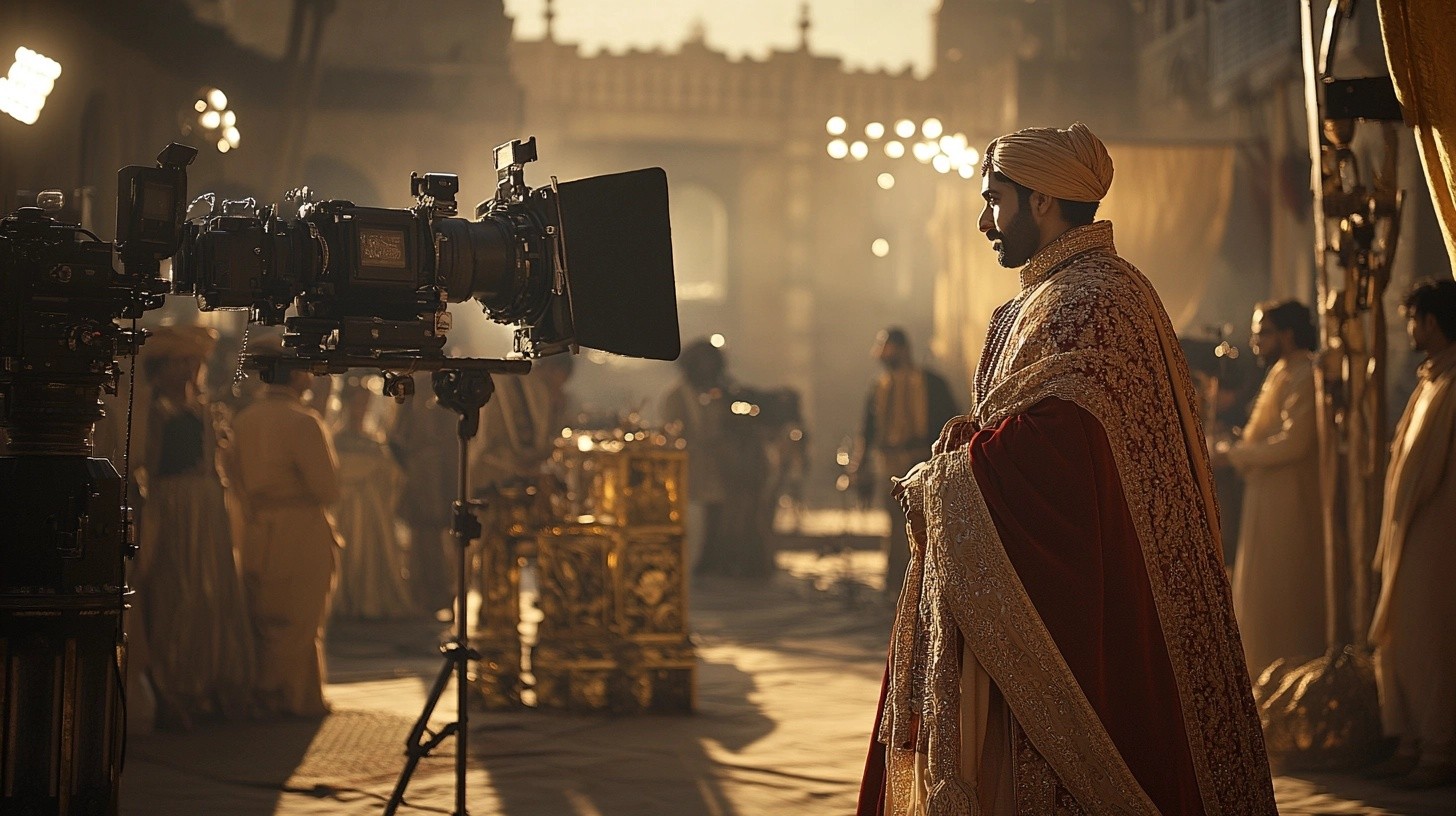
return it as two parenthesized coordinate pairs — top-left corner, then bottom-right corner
(979, 173), (1039, 269)
(1250, 310), (1286, 366)
(875, 336), (908, 370)
(1406, 309), (1437, 353)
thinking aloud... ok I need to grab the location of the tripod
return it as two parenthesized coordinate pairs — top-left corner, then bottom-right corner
(384, 365), (507, 816)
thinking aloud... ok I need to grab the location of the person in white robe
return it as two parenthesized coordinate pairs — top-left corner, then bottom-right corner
(1366, 278), (1456, 788)
(1214, 300), (1327, 679)
(231, 365), (341, 719)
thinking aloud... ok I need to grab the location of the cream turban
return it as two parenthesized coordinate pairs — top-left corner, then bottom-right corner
(984, 122), (1114, 202)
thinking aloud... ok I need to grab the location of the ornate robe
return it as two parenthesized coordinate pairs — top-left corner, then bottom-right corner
(861, 223), (1275, 814)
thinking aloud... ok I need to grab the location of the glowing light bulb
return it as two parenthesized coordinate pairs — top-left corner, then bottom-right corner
(894, 119), (916, 139)
(922, 118), (943, 139)
(709, 333), (725, 348)
(932, 154), (952, 174)
(877, 172), (895, 190)
(827, 139), (849, 159)
(871, 238), (890, 257)
(0, 47), (63, 125)
(849, 140), (868, 160)
(864, 121), (885, 140)
(883, 140), (905, 159)
(222, 109), (236, 127)
(207, 88), (227, 110)
(200, 109), (221, 130)
(826, 116), (846, 136)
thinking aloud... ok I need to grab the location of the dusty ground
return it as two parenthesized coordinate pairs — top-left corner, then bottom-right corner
(119, 550), (1456, 815)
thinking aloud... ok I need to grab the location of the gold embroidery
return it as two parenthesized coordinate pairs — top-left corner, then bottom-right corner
(926, 451), (1158, 813)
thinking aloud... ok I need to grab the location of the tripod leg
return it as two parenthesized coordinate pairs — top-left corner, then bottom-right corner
(383, 655), (456, 815)
(456, 634), (469, 815)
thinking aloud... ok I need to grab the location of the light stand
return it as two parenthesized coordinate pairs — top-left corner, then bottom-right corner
(383, 365), (500, 816)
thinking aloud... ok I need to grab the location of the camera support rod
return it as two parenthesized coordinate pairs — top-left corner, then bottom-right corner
(383, 363), (526, 816)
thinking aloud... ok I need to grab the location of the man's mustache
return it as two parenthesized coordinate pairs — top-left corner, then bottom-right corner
(987, 230), (1004, 242)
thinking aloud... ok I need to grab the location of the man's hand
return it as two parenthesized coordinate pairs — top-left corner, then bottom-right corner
(891, 461), (930, 555)
(932, 415), (977, 455)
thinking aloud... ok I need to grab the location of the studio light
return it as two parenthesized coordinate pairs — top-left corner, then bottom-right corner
(189, 86), (240, 152)
(0, 47), (62, 126)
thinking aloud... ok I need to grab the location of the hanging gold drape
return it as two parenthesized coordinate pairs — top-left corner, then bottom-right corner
(1379, 0), (1456, 277)
(931, 143), (1236, 392)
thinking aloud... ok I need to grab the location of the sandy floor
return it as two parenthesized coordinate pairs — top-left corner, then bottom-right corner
(118, 550), (1456, 815)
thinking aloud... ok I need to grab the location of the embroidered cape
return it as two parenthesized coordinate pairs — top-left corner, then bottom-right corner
(879, 222), (1275, 814)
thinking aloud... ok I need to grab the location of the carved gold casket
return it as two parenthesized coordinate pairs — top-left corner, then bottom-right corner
(470, 429), (694, 713)
(531, 431), (694, 713)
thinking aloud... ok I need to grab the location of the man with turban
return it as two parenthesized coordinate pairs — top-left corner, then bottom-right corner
(858, 124), (1275, 814)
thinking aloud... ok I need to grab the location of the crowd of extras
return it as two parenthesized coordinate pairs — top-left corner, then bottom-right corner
(91, 326), (467, 730)
(92, 327), (806, 732)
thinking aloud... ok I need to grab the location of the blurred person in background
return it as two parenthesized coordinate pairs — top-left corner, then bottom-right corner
(392, 373), (458, 618)
(850, 327), (957, 596)
(331, 377), (412, 620)
(1366, 278), (1456, 788)
(131, 325), (254, 729)
(470, 354), (574, 500)
(1211, 300), (1325, 680)
(467, 353), (575, 600)
(662, 339), (774, 578)
(661, 339), (730, 575)
(231, 362), (341, 719)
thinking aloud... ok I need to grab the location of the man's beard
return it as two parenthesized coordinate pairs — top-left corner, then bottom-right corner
(988, 208), (1040, 269)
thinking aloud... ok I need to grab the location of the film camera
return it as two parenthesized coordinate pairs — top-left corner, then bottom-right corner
(0, 143), (197, 814)
(173, 136), (680, 379)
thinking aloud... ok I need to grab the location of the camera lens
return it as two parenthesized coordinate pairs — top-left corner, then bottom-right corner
(435, 212), (550, 326)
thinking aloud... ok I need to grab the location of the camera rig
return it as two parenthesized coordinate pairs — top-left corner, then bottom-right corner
(173, 136), (679, 381)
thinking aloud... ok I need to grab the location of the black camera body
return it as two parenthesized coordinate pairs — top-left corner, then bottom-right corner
(1, 144), (194, 452)
(0, 213), (163, 449)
